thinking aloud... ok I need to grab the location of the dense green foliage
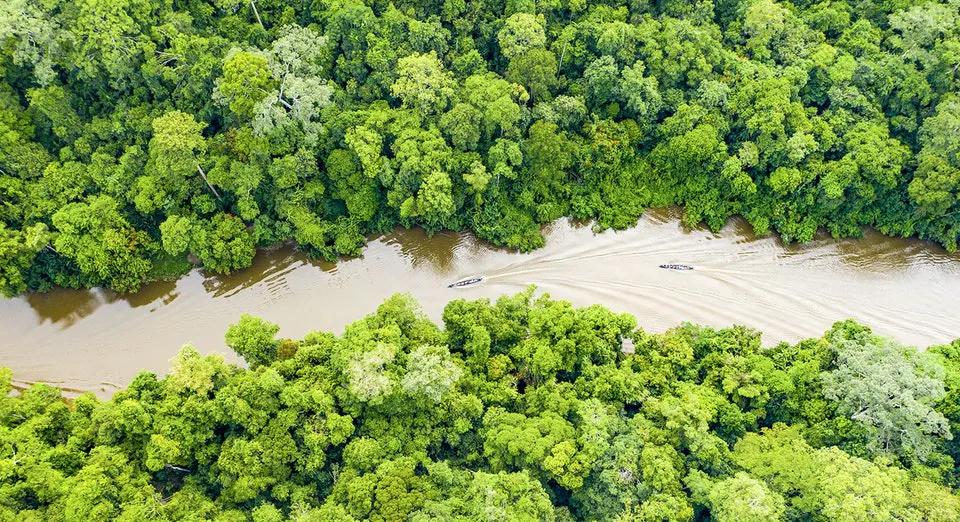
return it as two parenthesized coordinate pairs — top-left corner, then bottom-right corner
(1, 0), (959, 293)
(2, 290), (959, 520)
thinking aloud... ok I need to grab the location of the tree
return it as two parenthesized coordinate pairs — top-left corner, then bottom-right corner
(462, 159), (491, 203)
(252, 75), (333, 142)
(888, 1), (960, 87)
(214, 51), (276, 120)
(707, 473), (785, 522)
(0, 223), (49, 297)
(0, 0), (62, 85)
(400, 345), (463, 403)
(67, 0), (155, 88)
(520, 121), (572, 218)
(0, 86), (52, 179)
(391, 52), (456, 116)
(505, 49), (558, 103)
(908, 94), (960, 248)
(225, 314), (281, 368)
(633, 17), (723, 102)
(404, 169), (455, 228)
(462, 73), (527, 141)
(440, 104), (483, 151)
(619, 61), (662, 124)
(345, 125), (387, 178)
(149, 32), (231, 116)
(143, 110), (218, 211)
(253, 25), (334, 142)
(160, 213), (256, 274)
(482, 407), (588, 489)
(929, 339), (960, 469)
(497, 13), (546, 60)
(821, 331), (951, 460)
(419, 470), (556, 521)
(649, 104), (737, 230)
(909, 155), (960, 219)
(388, 125), (457, 228)
(583, 56), (620, 109)
(51, 195), (153, 292)
(346, 343), (398, 403)
(214, 26), (333, 142)
(732, 424), (958, 521)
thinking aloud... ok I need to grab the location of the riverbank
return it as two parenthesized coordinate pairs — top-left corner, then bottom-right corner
(5, 290), (958, 520)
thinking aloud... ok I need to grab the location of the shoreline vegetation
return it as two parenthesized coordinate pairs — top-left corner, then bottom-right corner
(2, 0), (960, 296)
(2, 291), (959, 520)
(19, 205), (960, 301)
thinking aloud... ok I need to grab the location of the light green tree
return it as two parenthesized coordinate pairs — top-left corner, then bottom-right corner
(391, 51), (456, 116)
(401, 345), (463, 403)
(707, 473), (785, 522)
(225, 314), (281, 368)
(822, 332), (951, 460)
(497, 13), (546, 60)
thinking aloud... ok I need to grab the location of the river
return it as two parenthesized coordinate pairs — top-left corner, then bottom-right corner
(2, 208), (959, 395)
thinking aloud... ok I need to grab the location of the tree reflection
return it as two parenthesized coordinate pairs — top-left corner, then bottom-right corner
(103, 279), (179, 309)
(381, 225), (506, 275)
(383, 227), (467, 274)
(199, 244), (329, 297)
(26, 288), (102, 328)
(834, 227), (960, 270)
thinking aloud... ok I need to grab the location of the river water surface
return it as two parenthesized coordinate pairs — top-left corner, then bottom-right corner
(2, 208), (959, 395)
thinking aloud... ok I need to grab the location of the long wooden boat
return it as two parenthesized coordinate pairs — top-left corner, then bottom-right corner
(659, 264), (694, 271)
(448, 277), (483, 288)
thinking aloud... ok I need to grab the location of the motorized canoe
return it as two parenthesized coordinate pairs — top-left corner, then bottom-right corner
(448, 277), (483, 288)
(659, 264), (694, 271)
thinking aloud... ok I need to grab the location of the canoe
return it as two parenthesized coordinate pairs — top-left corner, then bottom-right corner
(448, 277), (483, 288)
(659, 264), (694, 270)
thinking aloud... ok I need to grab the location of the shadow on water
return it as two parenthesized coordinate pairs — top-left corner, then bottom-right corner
(833, 229), (959, 270)
(676, 209), (960, 272)
(25, 288), (102, 328)
(768, 226), (960, 270)
(382, 227), (467, 275)
(642, 206), (684, 224)
(199, 245), (317, 298)
(104, 279), (179, 310)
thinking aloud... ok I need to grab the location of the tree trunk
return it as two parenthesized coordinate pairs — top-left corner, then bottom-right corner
(250, 1), (265, 29)
(196, 164), (222, 201)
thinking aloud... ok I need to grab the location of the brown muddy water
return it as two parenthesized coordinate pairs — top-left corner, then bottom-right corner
(2, 208), (959, 395)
